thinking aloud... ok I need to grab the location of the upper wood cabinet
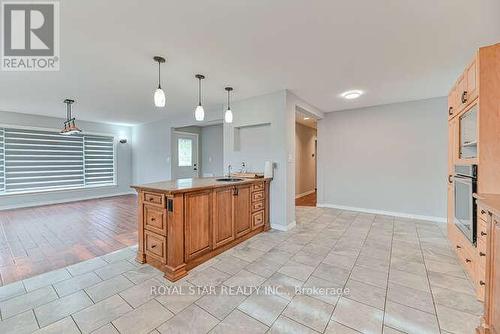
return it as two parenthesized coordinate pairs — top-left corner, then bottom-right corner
(464, 55), (478, 105)
(234, 184), (252, 238)
(448, 85), (458, 120)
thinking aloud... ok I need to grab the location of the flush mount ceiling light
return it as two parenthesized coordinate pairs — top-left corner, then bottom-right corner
(304, 117), (310, 120)
(153, 56), (166, 108)
(224, 87), (234, 123)
(194, 74), (205, 121)
(341, 90), (363, 100)
(60, 99), (82, 135)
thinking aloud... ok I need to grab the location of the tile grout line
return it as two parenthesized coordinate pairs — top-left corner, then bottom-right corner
(381, 215), (395, 330)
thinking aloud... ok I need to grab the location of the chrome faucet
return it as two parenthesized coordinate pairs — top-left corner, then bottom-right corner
(227, 164), (232, 178)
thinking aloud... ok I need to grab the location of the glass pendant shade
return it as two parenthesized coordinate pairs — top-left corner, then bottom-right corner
(195, 104), (205, 121)
(154, 87), (166, 107)
(224, 108), (233, 123)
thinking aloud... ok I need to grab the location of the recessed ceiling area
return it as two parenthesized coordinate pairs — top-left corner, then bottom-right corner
(0, 0), (499, 125)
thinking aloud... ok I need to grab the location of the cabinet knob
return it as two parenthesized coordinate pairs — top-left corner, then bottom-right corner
(481, 210), (486, 214)
(481, 231), (487, 236)
(465, 258), (471, 263)
(151, 217), (156, 222)
(448, 107), (453, 116)
(480, 281), (486, 286)
(456, 245), (462, 249)
(480, 252), (486, 257)
(461, 91), (468, 104)
(151, 244), (157, 248)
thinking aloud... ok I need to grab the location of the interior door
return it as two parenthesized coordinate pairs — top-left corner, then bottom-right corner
(172, 132), (199, 179)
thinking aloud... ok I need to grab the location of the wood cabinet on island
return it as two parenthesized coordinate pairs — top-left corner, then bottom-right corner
(131, 177), (271, 281)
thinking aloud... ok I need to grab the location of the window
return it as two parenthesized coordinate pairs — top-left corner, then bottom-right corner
(177, 138), (193, 167)
(0, 127), (115, 195)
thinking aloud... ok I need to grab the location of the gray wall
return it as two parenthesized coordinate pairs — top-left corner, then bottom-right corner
(317, 97), (448, 220)
(0, 110), (133, 210)
(224, 91), (289, 230)
(295, 123), (316, 196)
(201, 124), (223, 177)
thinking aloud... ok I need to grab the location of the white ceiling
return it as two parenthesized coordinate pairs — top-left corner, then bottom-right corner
(1, 0), (499, 125)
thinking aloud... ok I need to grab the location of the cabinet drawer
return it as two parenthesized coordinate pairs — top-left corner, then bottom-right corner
(145, 230), (167, 263)
(478, 238), (487, 268)
(143, 192), (164, 206)
(458, 246), (475, 279)
(252, 200), (264, 213)
(478, 219), (489, 242)
(252, 210), (264, 229)
(252, 191), (264, 202)
(144, 205), (167, 235)
(479, 207), (489, 223)
(252, 182), (264, 191)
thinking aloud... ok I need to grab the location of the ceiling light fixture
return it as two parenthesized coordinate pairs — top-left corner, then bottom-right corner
(194, 74), (205, 121)
(304, 117), (310, 120)
(224, 87), (233, 123)
(341, 90), (363, 100)
(153, 56), (166, 108)
(60, 99), (82, 135)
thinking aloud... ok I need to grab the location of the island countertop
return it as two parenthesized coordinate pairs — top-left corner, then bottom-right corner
(474, 193), (500, 217)
(131, 177), (271, 194)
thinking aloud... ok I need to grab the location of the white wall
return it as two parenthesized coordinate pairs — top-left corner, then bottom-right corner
(224, 91), (289, 230)
(0, 110), (133, 210)
(295, 122), (316, 197)
(201, 124), (223, 177)
(317, 97), (448, 221)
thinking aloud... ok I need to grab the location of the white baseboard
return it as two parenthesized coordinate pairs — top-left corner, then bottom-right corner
(316, 203), (446, 223)
(0, 191), (136, 211)
(271, 220), (296, 231)
(295, 190), (316, 199)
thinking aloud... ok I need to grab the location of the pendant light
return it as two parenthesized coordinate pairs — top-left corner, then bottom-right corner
(224, 87), (233, 123)
(153, 56), (166, 107)
(194, 74), (205, 121)
(60, 99), (82, 135)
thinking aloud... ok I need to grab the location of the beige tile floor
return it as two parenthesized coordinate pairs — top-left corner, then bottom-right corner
(0, 207), (483, 334)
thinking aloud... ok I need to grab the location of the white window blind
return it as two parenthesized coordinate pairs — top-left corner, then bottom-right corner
(0, 127), (115, 195)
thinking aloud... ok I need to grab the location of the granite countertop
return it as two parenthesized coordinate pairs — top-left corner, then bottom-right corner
(131, 177), (270, 194)
(474, 193), (500, 217)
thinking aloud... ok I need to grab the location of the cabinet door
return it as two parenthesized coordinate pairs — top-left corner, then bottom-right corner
(234, 184), (251, 237)
(490, 217), (500, 332)
(213, 187), (234, 248)
(184, 190), (212, 260)
(448, 86), (457, 119)
(465, 55), (478, 104)
(456, 74), (467, 111)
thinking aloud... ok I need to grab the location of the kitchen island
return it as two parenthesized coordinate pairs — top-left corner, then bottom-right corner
(131, 177), (271, 281)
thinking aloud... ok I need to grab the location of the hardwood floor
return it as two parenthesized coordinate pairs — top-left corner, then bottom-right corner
(0, 195), (137, 285)
(295, 191), (317, 207)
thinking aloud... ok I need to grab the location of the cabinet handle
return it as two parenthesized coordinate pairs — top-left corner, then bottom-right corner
(466, 258), (471, 263)
(456, 245), (462, 249)
(448, 107), (453, 116)
(233, 188), (239, 196)
(151, 244), (157, 248)
(480, 252), (486, 257)
(448, 175), (453, 184)
(151, 217), (156, 222)
(481, 210), (486, 214)
(480, 281), (486, 286)
(481, 231), (487, 236)
(461, 91), (468, 104)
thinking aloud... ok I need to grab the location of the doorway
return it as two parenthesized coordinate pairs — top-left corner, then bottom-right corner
(172, 131), (199, 179)
(295, 110), (318, 207)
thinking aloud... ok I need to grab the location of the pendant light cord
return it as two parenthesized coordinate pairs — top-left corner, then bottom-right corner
(198, 77), (202, 106)
(227, 90), (230, 109)
(158, 62), (161, 89)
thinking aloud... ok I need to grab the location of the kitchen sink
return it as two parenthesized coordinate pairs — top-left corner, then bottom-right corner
(216, 178), (244, 182)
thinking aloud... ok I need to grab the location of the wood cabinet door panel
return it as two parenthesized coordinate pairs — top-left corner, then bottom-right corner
(213, 188), (234, 248)
(184, 190), (212, 260)
(491, 217), (500, 332)
(465, 56), (478, 103)
(234, 185), (251, 237)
